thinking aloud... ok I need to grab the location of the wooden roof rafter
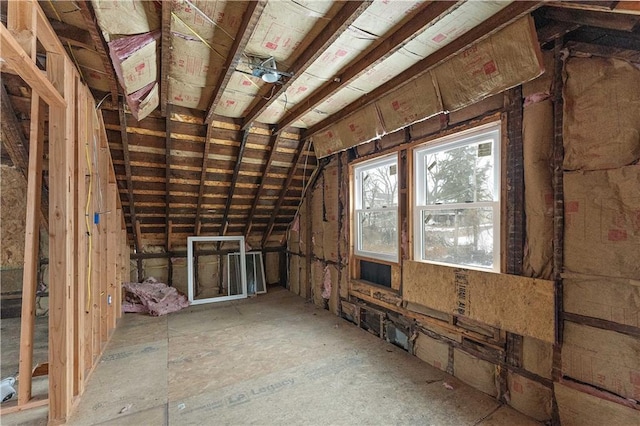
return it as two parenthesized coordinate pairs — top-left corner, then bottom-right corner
(204, 0), (268, 125)
(307, 1), (542, 137)
(194, 124), (214, 235)
(244, 125), (280, 237)
(262, 135), (307, 247)
(160, 0), (172, 115)
(119, 104), (143, 278)
(76, 1), (119, 103)
(219, 129), (251, 238)
(276, 0), (464, 132)
(165, 104), (173, 284)
(241, 0), (373, 130)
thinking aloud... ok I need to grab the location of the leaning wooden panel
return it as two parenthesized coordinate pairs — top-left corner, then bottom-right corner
(403, 261), (554, 342)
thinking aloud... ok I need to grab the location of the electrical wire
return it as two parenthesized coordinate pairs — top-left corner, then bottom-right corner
(84, 113), (96, 312)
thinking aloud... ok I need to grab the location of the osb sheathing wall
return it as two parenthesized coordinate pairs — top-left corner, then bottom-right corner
(287, 50), (640, 423)
(1, 165), (28, 293)
(1, 2), (129, 422)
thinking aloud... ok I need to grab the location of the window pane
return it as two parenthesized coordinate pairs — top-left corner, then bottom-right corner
(421, 207), (494, 268)
(424, 141), (495, 205)
(361, 162), (398, 209)
(358, 211), (397, 256)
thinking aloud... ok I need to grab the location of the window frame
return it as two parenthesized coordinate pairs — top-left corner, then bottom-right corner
(352, 152), (400, 263)
(413, 122), (501, 272)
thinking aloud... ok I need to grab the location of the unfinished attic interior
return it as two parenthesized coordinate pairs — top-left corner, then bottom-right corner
(2, 0), (640, 424)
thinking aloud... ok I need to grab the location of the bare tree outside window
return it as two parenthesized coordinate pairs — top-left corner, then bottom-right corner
(354, 155), (398, 261)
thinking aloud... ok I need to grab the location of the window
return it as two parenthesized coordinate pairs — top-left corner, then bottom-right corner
(353, 153), (399, 262)
(414, 123), (501, 271)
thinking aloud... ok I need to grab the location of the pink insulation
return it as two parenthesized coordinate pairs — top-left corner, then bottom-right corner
(122, 277), (190, 316)
(108, 30), (161, 120)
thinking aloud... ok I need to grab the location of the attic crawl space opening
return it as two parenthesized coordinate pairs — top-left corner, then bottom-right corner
(1, 0), (640, 424)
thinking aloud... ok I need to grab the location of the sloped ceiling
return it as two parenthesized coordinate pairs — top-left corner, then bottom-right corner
(2, 0), (640, 253)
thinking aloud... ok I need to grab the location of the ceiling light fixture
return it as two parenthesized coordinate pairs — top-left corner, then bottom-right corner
(239, 55), (293, 84)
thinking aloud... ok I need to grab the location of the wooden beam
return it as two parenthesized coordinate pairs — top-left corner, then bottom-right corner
(262, 137), (307, 247)
(76, 1), (119, 103)
(547, 1), (640, 15)
(165, 104), (173, 285)
(48, 53), (76, 423)
(244, 126), (280, 237)
(7, 0), (37, 60)
(0, 24), (65, 107)
(536, 20), (581, 44)
(276, 1), (462, 131)
(17, 93), (44, 405)
(307, 1), (542, 137)
(241, 0), (372, 130)
(542, 6), (640, 32)
(219, 130), (250, 237)
(194, 124), (214, 235)
(204, 1), (267, 124)
(119, 105), (143, 280)
(160, 0), (172, 115)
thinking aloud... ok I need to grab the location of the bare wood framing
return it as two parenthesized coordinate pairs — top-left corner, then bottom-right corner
(220, 130), (250, 237)
(160, 0), (172, 115)
(0, 25), (65, 107)
(262, 137), (307, 247)
(277, 1), (463, 131)
(307, 1), (542, 137)
(165, 104), (173, 284)
(17, 93), (45, 405)
(244, 126), (280, 237)
(194, 124), (214, 235)
(76, 1), (119, 103)
(0, 85), (49, 228)
(505, 86), (525, 275)
(119, 105), (143, 280)
(48, 53), (76, 423)
(204, 1), (268, 124)
(241, 0), (372, 130)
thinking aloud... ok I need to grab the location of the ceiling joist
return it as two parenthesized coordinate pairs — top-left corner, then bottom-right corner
(277, 0), (463, 131)
(241, 0), (373, 130)
(307, 1), (542, 137)
(205, 0), (268, 125)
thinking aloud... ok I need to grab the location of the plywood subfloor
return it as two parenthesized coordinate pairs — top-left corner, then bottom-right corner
(1, 287), (540, 425)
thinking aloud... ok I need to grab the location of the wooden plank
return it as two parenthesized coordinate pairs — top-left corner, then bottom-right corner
(244, 126), (280, 237)
(48, 53), (76, 423)
(71, 83), (85, 398)
(241, 0), (372, 130)
(403, 261), (555, 342)
(262, 137), (307, 247)
(0, 395), (48, 415)
(0, 25), (65, 107)
(76, 1), (119, 102)
(99, 128), (109, 345)
(119, 103), (143, 280)
(306, 1), (541, 137)
(204, 0), (267, 124)
(16, 92), (44, 405)
(277, 1), (462, 131)
(107, 181), (117, 332)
